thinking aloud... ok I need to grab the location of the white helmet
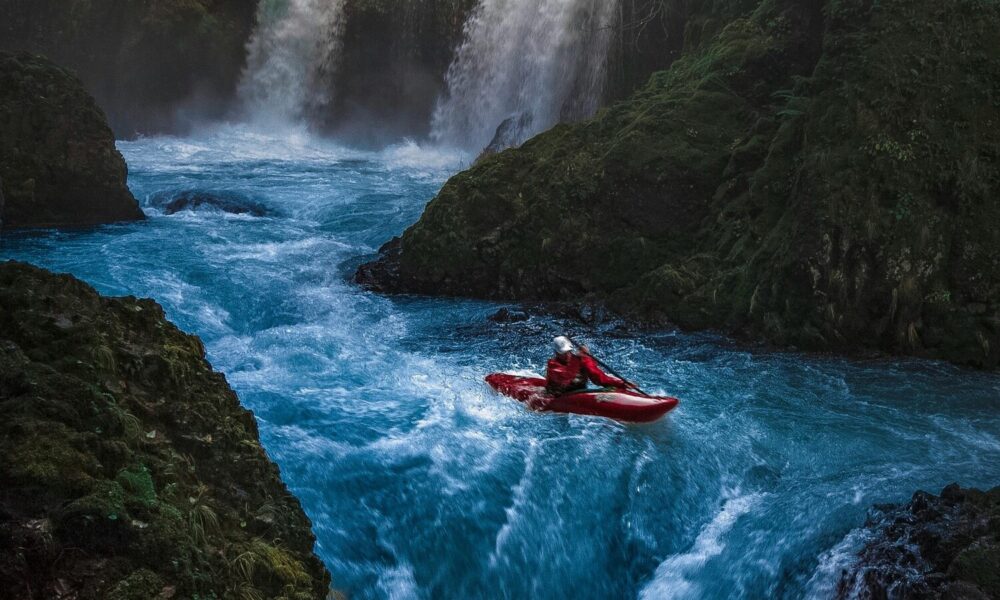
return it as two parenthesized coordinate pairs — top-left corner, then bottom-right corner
(553, 336), (574, 354)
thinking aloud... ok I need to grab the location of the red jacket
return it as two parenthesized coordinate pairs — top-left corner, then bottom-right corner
(546, 352), (624, 392)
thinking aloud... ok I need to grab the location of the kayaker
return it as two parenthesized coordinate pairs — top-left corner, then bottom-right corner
(546, 336), (628, 394)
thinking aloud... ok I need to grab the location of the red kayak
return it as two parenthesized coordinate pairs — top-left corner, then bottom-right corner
(485, 373), (679, 423)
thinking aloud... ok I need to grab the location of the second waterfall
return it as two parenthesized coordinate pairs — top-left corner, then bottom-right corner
(238, 0), (620, 150)
(432, 0), (620, 152)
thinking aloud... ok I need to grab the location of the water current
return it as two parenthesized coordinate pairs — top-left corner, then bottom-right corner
(3, 127), (999, 599)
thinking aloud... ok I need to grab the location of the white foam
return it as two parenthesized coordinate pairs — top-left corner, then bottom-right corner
(639, 493), (763, 600)
(379, 139), (468, 173)
(376, 561), (420, 600)
(802, 526), (874, 599)
(490, 441), (538, 568)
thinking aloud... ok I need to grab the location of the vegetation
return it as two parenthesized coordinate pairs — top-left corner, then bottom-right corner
(0, 262), (331, 599)
(361, 0), (1000, 369)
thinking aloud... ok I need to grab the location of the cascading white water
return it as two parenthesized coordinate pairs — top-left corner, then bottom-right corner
(238, 0), (346, 125)
(431, 0), (620, 152)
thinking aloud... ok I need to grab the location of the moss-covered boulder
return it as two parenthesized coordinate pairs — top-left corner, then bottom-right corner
(0, 0), (258, 136)
(839, 484), (1000, 599)
(0, 261), (331, 599)
(359, 0), (1000, 369)
(0, 53), (144, 229)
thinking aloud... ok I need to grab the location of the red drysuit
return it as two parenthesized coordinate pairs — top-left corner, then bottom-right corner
(546, 352), (625, 393)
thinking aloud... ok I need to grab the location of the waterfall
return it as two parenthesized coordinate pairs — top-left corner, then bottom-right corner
(431, 0), (620, 152)
(238, 0), (346, 126)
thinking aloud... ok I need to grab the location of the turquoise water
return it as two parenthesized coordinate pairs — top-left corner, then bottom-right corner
(3, 127), (999, 599)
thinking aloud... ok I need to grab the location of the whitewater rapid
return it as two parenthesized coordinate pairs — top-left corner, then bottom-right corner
(2, 128), (999, 599)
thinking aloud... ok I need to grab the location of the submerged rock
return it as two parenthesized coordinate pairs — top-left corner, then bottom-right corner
(488, 307), (530, 323)
(0, 261), (331, 599)
(0, 53), (144, 229)
(839, 484), (1000, 599)
(359, 0), (1000, 369)
(149, 190), (273, 217)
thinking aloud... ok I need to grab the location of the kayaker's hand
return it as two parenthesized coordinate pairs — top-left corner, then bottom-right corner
(579, 345), (590, 355)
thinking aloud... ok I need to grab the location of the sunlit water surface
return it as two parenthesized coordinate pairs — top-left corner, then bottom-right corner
(2, 127), (999, 599)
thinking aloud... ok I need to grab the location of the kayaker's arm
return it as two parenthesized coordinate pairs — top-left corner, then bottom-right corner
(580, 354), (626, 389)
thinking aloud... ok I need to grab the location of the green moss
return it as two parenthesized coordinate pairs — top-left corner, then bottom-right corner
(0, 261), (331, 598)
(105, 569), (165, 600)
(61, 480), (128, 523)
(950, 541), (1000, 597)
(116, 465), (158, 509)
(368, 0), (1000, 369)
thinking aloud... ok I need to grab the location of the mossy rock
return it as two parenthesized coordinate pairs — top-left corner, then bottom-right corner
(0, 52), (144, 228)
(0, 261), (331, 599)
(841, 484), (1000, 598)
(360, 0), (1000, 369)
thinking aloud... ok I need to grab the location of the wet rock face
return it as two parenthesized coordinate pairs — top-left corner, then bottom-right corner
(0, 53), (144, 229)
(0, 0), (258, 137)
(359, 0), (1000, 369)
(839, 484), (1000, 600)
(321, 0), (478, 143)
(0, 261), (331, 599)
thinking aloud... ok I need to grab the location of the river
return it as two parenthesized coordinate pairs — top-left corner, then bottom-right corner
(2, 126), (999, 599)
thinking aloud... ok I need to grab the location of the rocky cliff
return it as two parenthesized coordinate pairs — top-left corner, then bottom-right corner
(0, 0), (258, 136)
(358, 0), (1000, 369)
(0, 53), (144, 229)
(323, 0), (478, 144)
(839, 484), (1000, 599)
(0, 261), (331, 599)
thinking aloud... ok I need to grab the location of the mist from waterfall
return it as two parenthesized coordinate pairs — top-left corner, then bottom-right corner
(431, 0), (620, 152)
(238, 0), (346, 126)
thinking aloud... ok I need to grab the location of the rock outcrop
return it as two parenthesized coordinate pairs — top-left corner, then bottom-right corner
(0, 53), (144, 229)
(0, 0), (258, 137)
(0, 261), (331, 599)
(358, 0), (1000, 369)
(325, 0), (478, 143)
(839, 484), (1000, 599)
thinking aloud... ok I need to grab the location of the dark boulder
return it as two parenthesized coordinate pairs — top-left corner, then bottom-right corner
(148, 190), (272, 217)
(838, 484), (1000, 599)
(488, 307), (530, 323)
(0, 52), (144, 229)
(355, 237), (404, 293)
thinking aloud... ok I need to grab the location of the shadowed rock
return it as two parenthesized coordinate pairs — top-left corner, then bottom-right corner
(0, 52), (144, 229)
(839, 484), (1000, 599)
(0, 261), (332, 599)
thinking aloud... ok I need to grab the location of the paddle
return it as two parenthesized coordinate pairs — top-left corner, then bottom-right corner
(565, 335), (652, 397)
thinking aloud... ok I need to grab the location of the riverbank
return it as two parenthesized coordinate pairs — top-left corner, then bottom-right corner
(0, 261), (331, 599)
(358, 0), (1000, 371)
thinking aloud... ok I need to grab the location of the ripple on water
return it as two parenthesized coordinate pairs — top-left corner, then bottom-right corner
(2, 128), (999, 599)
